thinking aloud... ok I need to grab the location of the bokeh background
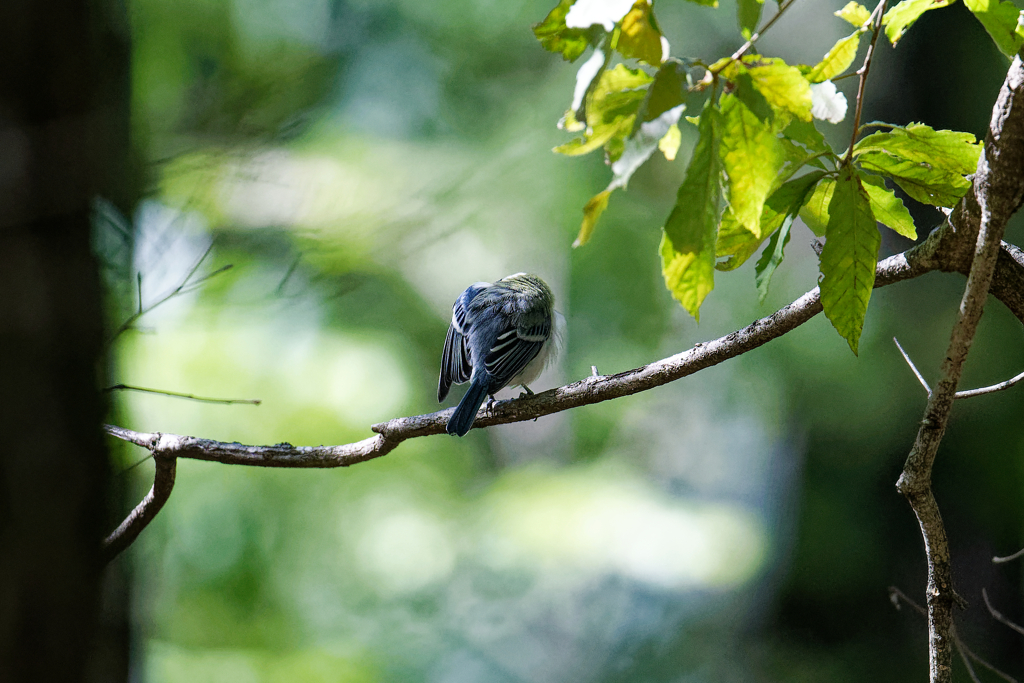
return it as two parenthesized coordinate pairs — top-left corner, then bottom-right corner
(97, 0), (1024, 680)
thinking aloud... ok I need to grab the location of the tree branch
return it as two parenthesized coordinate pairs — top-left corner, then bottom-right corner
(102, 57), (1024, 579)
(100, 247), (936, 560)
(101, 226), (1024, 561)
(101, 449), (176, 564)
(895, 55), (1024, 683)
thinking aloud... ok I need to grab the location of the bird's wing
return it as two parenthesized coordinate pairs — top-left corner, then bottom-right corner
(437, 285), (484, 402)
(483, 316), (551, 390)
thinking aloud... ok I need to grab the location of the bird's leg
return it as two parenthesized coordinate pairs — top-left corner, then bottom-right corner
(485, 395), (496, 414)
(519, 385), (534, 398)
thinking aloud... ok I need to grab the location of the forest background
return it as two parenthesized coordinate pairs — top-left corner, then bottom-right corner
(4, 0), (1024, 681)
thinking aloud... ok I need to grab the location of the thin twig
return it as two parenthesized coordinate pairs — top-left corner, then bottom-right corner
(982, 588), (1024, 637)
(107, 244), (232, 344)
(844, 0), (887, 164)
(955, 632), (1018, 683)
(730, 0), (800, 61)
(894, 337), (932, 396)
(104, 384), (262, 405)
(992, 547), (1024, 564)
(954, 369), (1024, 399)
(891, 587), (1018, 683)
(119, 454), (154, 475)
(890, 585), (928, 616)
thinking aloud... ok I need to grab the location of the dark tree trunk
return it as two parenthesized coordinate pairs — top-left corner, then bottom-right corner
(0, 0), (134, 680)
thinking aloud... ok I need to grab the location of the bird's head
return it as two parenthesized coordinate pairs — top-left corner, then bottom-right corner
(497, 273), (554, 308)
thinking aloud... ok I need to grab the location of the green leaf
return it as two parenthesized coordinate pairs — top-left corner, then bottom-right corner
(638, 61), (690, 124)
(684, 0), (718, 6)
(783, 118), (830, 154)
(883, 0), (955, 46)
(807, 32), (862, 82)
(616, 0), (667, 65)
(715, 209), (761, 271)
(741, 56), (814, 121)
(963, 0), (1024, 58)
(836, 1), (872, 26)
(534, 0), (597, 61)
(738, 0), (765, 39)
(662, 103), (722, 318)
(590, 64), (654, 124)
(574, 190), (612, 247)
(860, 173), (918, 239)
(856, 151), (971, 206)
(731, 72), (775, 123)
(716, 170), (824, 270)
(719, 92), (786, 238)
(798, 176), (836, 236)
(765, 171), (827, 231)
(754, 213), (793, 302)
(819, 165), (880, 355)
(555, 64), (652, 157)
(853, 123), (981, 175)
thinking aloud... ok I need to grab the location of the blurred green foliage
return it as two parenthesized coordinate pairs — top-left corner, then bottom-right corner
(99, 0), (1024, 681)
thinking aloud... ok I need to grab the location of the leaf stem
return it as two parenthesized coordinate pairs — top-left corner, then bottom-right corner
(844, 0), (888, 164)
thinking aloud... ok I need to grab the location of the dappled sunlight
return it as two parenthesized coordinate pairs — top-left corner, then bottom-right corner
(480, 463), (766, 590)
(120, 322), (410, 443)
(355, 507), (457, 595)
(145, 641), (377, 683)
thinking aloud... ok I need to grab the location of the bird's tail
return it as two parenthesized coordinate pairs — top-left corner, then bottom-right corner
(447, 380), (489, 436)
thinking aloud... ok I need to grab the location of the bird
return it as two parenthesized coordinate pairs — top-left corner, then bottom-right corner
(438, 273), (560, 437)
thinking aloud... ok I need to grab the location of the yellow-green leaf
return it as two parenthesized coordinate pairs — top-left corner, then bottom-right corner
(554, 117), (634, 155)
(659, 123), (682, 160)
(860, 173), (917, 239)
(589, 64), (653, 126)
(798, 176), (836, 236)
(784, 118), (829, 154)
(574, 190), (612, 247)
(883, 0), (955, 45)
(856, 151), (971, 206)
(662, 103), (722, 318)
(715, 209), (761, 271)
(819, 165), (880, 355)
(836, 2), (872, 26)
(853, 123), (981, 175)
(738, 0), (765, 39)
(534, 0), (595, 61)
(742, 56), (813, 122)
(716, 170), (824, 270)
(617, 0), (666, 65)
(807, 31), (861, 83)
(719, 92), (786, 238)
(963, 0), (1024, 58)
(555, 64), (652, 158)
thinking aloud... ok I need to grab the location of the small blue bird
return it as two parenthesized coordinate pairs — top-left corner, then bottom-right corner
(438, 273), (560, 436)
